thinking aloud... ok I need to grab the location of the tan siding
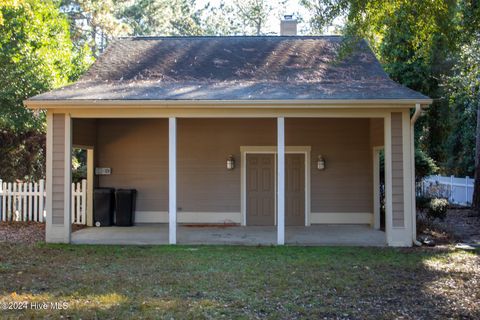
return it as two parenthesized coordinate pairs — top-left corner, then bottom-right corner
(97, 119), (169, 211)
(178, 119), (276, 212)
(286, 118), (373, 213)
(95, 118), (373, 215)
(391, 112), (404, 227)
(52, 114), (65, 225)
(369, 118), (384, 147)
(72, 119), (96, 147)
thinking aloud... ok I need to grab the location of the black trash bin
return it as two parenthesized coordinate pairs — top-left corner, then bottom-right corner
(115, 189), (137, 226)
(93, 188), (115, 227)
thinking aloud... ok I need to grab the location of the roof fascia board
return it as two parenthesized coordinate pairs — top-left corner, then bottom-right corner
(24, 99), (433, 109)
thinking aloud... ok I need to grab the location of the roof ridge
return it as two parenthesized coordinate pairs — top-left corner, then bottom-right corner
(114, 35), (345, 41)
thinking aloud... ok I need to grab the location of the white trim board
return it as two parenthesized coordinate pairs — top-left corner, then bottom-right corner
(135, 211), (372, 225)
(240, 146), (311, 227)
(134, 211), (242, 224)
(310, 212), (373, 225)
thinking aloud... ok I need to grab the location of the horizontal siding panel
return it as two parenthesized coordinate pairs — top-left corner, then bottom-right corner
(96, 118), (373, 214)
(391, 112), (404, 227)
(52, 216), (64, 225)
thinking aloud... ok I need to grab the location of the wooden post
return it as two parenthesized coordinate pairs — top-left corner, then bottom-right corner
(277, 117), (285, 245)
(169, 117), (177, 244)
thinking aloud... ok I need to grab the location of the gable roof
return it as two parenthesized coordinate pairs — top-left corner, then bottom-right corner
(26, 36), (431, 106)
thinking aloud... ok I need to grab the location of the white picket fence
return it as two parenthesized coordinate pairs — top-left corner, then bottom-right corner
(422, 175), (474, 205)
(0, 179), (87, 224)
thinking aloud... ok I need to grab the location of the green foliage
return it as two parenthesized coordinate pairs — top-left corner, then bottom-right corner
(427, 198), (449, 221)
(61, 0), (130, 56)
(115, 0), (203, 36)
(301, 0), (479, 177)
(0, 129), (45, 181)
(415, 148), (439, 182)
(443, 38), (480, 176)
(72, 148), (87, 183)
(382, 147), (438, 182)
(0, 0), (91, 181)
(416, 195), (431, 212)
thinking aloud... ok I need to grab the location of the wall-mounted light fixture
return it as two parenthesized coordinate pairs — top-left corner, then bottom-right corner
(317, 155), (326, 170)
(226, 155), (235, 170)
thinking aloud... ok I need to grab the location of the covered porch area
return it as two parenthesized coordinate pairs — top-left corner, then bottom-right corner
(43, 107), (416, 247)
(72, 224), (387, 246)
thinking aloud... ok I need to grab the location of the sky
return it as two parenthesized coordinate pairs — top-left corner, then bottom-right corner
(195, 0), (344, 35)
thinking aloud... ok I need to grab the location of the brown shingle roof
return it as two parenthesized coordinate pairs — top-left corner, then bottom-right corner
(28, 36), (430, 102)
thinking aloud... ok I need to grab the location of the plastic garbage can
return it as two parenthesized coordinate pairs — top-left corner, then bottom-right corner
(93, 188), (115, 227)
(115, 189), (137, 226)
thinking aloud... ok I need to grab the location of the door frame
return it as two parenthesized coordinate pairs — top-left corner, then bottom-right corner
(240, 146), (311, 227)
(72, 144), (95, 227)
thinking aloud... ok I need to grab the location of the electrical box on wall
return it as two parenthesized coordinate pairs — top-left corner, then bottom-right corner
(95, 167), (111, 175)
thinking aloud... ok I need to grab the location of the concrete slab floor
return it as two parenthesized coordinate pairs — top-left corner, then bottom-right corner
(71, 224), (386, 246)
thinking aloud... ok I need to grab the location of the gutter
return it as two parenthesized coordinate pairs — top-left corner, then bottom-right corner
(410, 103), (424, 246)
(410, 103), (423, 125)
(23, 98), (434, 109)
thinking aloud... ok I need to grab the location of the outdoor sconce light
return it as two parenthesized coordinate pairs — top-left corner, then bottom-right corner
(226, 155), (235, 170)
(317, 155), (326, 170)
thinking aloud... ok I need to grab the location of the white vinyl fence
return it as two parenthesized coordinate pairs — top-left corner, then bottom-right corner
(0, 179), (87, 224)
(422, 175), (474, 205)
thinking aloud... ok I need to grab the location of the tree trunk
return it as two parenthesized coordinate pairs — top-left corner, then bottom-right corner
(472, 101), (480, 211)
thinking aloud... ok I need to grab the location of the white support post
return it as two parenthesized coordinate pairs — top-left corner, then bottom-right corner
(64, 114), (72, 243)
(45, 113), (53, 239)
(384, 114), (393, 245)
(169, 117), (177, 244)
(277, 117), (285, 245)
(86, 149), (94, 226)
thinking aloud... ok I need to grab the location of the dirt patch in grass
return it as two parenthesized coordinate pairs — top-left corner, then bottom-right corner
(0, 244), (478, 319)
(419, 208), (480, 244)
(0, 222), (44, 244)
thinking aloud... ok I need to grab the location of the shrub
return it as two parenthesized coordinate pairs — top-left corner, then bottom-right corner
(416, 195), (431, 212)
(427, 198), (449, 221)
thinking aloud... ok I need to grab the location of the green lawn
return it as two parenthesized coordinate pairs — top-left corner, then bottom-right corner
(0, 243), (478, 319)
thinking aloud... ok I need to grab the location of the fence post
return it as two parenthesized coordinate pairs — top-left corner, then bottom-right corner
(39, 179), (45, 222)
(28, 182), (33, 221)
(450, 175), (454, 203)
(7, 182), (12, 221)
(81, 179), (87, 225)
(0, 179), (5, 221)
(75, 182), (82, 224)
(33, 182), (38, 221)
(14, 182), (20, 221)
(71, 182), (75, 224)
(465, 176), (469, 205)
(0, 179), (3, 222)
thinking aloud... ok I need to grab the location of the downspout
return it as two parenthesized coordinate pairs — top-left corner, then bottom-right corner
(410, 103), (423, 246)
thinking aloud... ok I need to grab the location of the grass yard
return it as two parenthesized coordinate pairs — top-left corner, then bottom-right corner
(0, 243), (478, 319)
